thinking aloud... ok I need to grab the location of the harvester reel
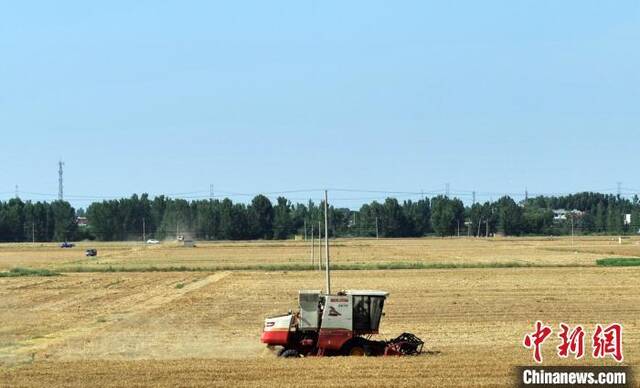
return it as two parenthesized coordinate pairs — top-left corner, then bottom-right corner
(385, 332), (424, 356)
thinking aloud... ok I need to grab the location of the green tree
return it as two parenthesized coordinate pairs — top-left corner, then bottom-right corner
(595, 201), (606, 233)
(606, 202), (622, 234)
(496, 196), (523, 236)
(248, 195), (274, 239)
(381, 198), (409, 237)
(273, 197), (293, 239)
(431, 196), (464, 236)
(51, 200), (77, 241)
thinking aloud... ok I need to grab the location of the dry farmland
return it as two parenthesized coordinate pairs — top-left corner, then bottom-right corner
(1, 236), (639, 271)
(0, 237), (639, 387)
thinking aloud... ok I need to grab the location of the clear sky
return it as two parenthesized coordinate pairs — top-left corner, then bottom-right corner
(1, 1), (639, 208)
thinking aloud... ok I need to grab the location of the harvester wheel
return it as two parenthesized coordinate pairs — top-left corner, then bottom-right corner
(280, 349), (300, 358)
(342, 339), (373, 356)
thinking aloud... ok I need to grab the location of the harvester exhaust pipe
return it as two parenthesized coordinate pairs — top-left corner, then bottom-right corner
(324, 189), (330, 294)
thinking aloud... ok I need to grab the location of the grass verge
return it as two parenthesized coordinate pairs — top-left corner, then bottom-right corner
(52, 261), (587, 274)
(596, 258), (640, 267)
(0, 267), (61, 277)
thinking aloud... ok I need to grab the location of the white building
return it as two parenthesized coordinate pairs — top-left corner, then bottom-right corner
(552, 209), (583, 222)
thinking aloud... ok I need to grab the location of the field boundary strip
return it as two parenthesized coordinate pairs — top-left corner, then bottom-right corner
(595, 257), (640, 266)
(46, 261), (598, 273)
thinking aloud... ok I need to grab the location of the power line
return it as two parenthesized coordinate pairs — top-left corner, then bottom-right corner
(328, 188), (441, 195)
(3, 186), (639, 207)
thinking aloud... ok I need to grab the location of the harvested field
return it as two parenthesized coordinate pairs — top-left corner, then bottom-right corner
(1, 262), (639, 386)
(1, 236), (640, 272)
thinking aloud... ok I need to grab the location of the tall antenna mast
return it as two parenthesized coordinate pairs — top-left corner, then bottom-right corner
(324, 190), (330, 294)
(58, 160), (64, 201)
(617, 182), (622, 197)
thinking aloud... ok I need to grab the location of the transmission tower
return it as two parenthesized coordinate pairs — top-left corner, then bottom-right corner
(58, 161), (64, 201)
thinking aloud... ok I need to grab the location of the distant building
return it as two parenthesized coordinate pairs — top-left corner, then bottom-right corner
(76, 216), (88, 227)
(553, 209), (583, 222)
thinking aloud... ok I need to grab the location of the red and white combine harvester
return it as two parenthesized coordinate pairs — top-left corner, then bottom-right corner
(261, 191), (424, 357)
(261, 289), (424, 357)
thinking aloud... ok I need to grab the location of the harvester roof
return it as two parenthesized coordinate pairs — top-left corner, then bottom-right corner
(342, 290), (389, 297)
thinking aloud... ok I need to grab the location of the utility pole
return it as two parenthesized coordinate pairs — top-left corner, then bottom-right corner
(445, 183), (450, 197)
(472, 191), (476, 205)
(58, 160), (64, 201)
(375, 216), (379, 240)
(324, 190), (330, 295)
(318, 221), (322, 270)
(485, 220), (489, 238)
(142, 218), (146, 242)
(310, 224), (314, 266)
(304, 220), (307, 241)
(457, 219), (460, 237)
(571, 214), (575, 246)
(15, 185), (19, 199)
(477, 219), (482, 238)
(525, 187), (529, 202)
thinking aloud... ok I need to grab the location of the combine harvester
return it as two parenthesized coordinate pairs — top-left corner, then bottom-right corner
(261, 191), (424, 357)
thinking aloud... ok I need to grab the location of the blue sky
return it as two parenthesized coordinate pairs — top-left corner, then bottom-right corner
(1, 1), (639, 208)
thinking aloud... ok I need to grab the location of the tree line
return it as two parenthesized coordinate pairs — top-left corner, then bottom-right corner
(0, 192), (639, 242)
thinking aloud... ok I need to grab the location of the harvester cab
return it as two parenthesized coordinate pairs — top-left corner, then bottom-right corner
(261, 289), (424, 357)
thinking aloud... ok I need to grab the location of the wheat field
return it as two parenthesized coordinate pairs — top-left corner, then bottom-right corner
(0, 237), (638, 386)
(1, 236), (639, 271)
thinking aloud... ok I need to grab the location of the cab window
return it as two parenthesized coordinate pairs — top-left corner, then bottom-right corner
(352, 295), (385, 331)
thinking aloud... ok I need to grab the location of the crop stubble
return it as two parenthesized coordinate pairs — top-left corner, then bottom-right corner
(1, 263), (639, 387)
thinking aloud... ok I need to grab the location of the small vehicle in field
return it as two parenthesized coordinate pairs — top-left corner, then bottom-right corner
(146, 239), (160, 244)
(85, 249), (97, 257)
(60, 242), (75, 248)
